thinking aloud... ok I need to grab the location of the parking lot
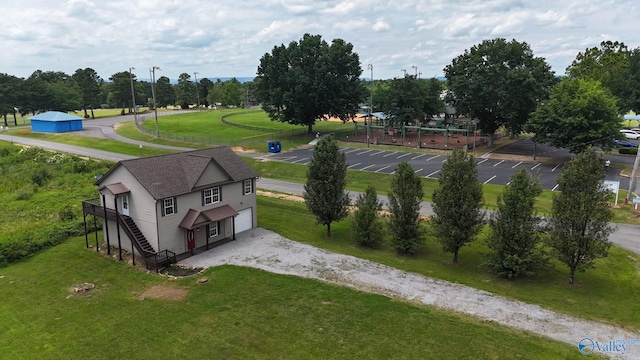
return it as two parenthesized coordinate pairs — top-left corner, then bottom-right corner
(263, 144), (630, 192)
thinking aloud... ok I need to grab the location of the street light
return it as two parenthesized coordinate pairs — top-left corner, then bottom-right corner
(193, 72), (201, 111)
(367, 64), (373, 148)
(401, 69), (407, 77)
(128, 67), (137, 123)
(411, 65), (417, 77)
(150, 66), (161, 137)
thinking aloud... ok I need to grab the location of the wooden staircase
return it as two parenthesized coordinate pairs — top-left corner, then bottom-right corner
(118, 214), (176, 271)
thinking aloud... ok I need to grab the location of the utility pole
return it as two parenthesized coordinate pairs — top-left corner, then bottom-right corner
(401, 69), (407, 77)
(193, 72), (200, 111)
(367, 64), (373, 148)
(411, 65), (417, 77)
(128, 67), (137, 123)
(150, 66), (161, 137)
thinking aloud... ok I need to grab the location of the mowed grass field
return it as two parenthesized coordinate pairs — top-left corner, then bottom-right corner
(0, 236), (583, 359)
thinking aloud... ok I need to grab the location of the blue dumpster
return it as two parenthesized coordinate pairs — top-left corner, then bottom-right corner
(268, 141), (281, 153)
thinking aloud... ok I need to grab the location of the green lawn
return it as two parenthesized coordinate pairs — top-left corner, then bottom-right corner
(257, 196), (640, 332)
(0, 235), (583, 359)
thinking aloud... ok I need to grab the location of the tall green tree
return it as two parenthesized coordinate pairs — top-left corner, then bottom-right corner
(22, 70), (81, 113)
(303, 136), (350, 237)
(547, 148), (614, 284)
(444, 38), (555, 146)
(198, 77), (214, 107)
(174, 73), (196, 110)
(526, 77), (620, 153)
(431, 149), (484, 262)
(223, 78), (243, 107)
(351, 185), (384, 248)
(154, 76), (175, 108)
(0, 73), (23, 126)
(566, 40), (629, 113)
(256, 33), (366, 134)
(109, 71), (139, 114)
(618, 47), (640, 114)
(386, 75), (444, 129)
(388, 161), (424, 254)
(72, 68), (103, 119)
(486, 168), (544, 278)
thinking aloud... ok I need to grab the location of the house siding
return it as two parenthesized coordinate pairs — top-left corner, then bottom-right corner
(194, 163), (230, 188)
(100, 166), (159, 251)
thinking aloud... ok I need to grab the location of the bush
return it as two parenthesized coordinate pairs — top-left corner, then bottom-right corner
(618, 147), (638, 155)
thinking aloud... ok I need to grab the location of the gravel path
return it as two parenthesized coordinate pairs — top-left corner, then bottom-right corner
(180, 228), (640, 359)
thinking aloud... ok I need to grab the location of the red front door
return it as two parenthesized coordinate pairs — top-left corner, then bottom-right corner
(187, 230), (196, 251)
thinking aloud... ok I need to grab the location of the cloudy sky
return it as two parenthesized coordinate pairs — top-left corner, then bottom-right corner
(2, 0), (639, 81)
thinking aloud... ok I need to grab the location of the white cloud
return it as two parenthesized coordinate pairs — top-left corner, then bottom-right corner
(0, 0), (638, 80)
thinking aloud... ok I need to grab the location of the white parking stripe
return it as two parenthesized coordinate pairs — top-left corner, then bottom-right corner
(552, 184), (559, 191)
(344, 148), (360, 154)
(484, 175), (497, 184)
(360, 164), (376, 171)
(383, 151), (398, 158)
(291, 158), (308, 164)
(511, 161), (522, 169)
(370, 151), (386, 156)
(347, 163), (361, 169)
(397, 152), (411, 159)
(357, 149), (374, 155)
(426, 155), (441, 161)
(531, 163), (541, 170)
(493, 160), (504, 167)
(414, 168), (423, 173)
(375, 165), (390, 173)
(425, 170), (440, 178)
(552, 164), (560, 172)
(277, 156), (297, 162)
(412, 154), (426, 160)
(477, 159), (488, 165)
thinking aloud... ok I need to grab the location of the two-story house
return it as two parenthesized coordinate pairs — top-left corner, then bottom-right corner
(82, 147), (259, 269)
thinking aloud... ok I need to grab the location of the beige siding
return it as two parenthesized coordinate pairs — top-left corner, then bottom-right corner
(100, 166), (159, 251)
(157, 179), (257, 254)
(194, 162), (230, 188)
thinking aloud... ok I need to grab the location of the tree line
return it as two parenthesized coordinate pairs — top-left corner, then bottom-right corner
(306, 136), (614, 284)
(256, 35), (640, 152)
(0, 69), (257, 126)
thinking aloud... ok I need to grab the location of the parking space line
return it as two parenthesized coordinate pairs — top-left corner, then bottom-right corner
(493, 160), (505, 167)
(347, 163), (361, 169)
(397, 153), (411, 159)
(511, 161), (522, 169)
(426, 155), (441, 161)
(276, 156), (297, 162)
(360, 164), (376, 171)
(370, 151), (386, 156)
(484, 175), (497, 184)
(383, 151), (398, 158)
(531, 163), (541, 170)
(477, 159), (488, 165)
(507, 181), (511, 186)
(344, 148), (360, 154)
(291, 158), (308, 164)
(552, 184), (559, 191)
(551, 164), (560, 172)
(412, 154), (426, 160)
(375, 165), (390, 173)
(357, 149), (374, 155)
(425, 170), (440, 178)
(414, 168), (423, 173)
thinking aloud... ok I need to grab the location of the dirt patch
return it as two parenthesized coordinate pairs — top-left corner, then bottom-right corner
(257, 189), (305, 202)
(231, 146), (256, 153)
(138, 285), (188, 301)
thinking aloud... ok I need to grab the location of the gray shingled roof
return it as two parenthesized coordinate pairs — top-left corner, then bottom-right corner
(98, 147), (259, 200)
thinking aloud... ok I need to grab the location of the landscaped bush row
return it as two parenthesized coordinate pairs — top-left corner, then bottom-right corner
(618, 146), (638, 154)
(0, 143), (112, 266)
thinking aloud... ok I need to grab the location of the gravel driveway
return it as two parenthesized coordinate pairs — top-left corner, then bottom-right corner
(180, 228), (639, 359)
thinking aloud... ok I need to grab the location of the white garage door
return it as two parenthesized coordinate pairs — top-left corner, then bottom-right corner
(235, 208), (253, 233)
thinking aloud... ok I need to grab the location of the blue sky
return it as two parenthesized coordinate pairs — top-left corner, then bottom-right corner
(2, 0), (638, 81)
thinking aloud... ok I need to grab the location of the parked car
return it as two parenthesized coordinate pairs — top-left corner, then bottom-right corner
(614, 139), (638, 147)
(620, 129), (640, 139)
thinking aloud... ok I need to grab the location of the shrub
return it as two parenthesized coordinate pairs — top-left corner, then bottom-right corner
(618, 147), (638, 155)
